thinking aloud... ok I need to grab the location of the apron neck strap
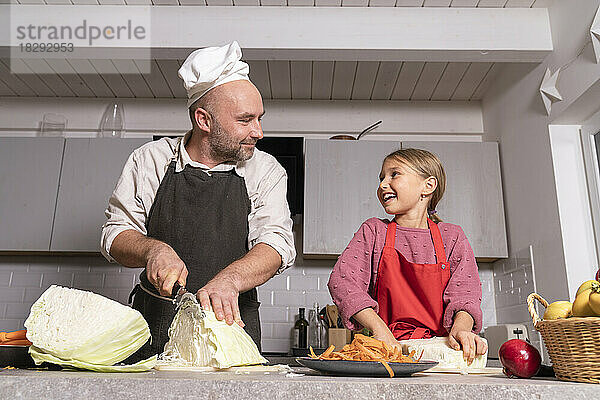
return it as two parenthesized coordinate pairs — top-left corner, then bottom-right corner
(386, 219), (447, 263)
(427, 218), (447, 263)
(384, 221), (397, 248)
(169, 136), (184, 163)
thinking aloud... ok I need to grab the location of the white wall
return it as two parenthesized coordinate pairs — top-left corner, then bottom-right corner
(549, 124), (598, 301)
(482, 0), (600, 306)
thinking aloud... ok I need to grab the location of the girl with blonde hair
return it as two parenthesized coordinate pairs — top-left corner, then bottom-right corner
(328, 148), (486, 363)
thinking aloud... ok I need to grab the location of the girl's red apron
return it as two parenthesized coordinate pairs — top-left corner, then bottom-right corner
(375, 219), (451, 340)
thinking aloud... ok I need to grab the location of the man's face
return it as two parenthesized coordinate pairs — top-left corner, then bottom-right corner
(207, 80), (265, 163)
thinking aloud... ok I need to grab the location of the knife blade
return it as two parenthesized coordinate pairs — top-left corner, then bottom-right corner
(171, 283), (205, 319)
(171, 283), (190, 307)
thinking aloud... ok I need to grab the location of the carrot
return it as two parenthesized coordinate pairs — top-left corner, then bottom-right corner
(313, 333), (420, 378)
(321, 345), (335, 358)
(0, 339), (31, 346)
(380, 360), (394, 378)
(0, 330), (32, 346)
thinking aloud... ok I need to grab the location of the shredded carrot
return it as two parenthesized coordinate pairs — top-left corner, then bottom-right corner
(309, 346), (318, 359)
(381, 360), (394, 378)
(312, 334), (420, 377)
(321, 345), (335, 358)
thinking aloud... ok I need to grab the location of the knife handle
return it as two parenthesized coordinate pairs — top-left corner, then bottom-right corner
(171, 282), (181, 299)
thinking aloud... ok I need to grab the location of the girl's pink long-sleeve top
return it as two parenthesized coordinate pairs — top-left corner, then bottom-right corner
(327, 217), (483, 334)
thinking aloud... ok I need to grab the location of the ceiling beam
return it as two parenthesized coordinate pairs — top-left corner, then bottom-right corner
(0, 5), (552, 62)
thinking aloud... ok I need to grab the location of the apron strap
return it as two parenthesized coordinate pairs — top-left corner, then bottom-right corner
(128, 284), (140, 305)
(428, 218), (447, 264)
(409, 327), (430, 340)
(384, 221), (397, 248)
(389, 321), (432, 340)
(172, 136), (183, 162)
(136, 282), (177, 304)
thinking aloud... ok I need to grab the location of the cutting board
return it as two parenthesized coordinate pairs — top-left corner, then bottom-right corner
(423, 366), (503, 375)
(154, 364), (291, 373)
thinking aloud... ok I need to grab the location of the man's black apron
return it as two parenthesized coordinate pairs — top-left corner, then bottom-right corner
(125, 151), (261, 362)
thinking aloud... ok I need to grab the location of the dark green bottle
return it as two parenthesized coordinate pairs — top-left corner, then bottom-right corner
(294, 308), (309, 348)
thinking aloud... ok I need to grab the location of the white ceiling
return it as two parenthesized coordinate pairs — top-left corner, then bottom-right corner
(248, 60), (501, 100)
(0, 58), (501, 100)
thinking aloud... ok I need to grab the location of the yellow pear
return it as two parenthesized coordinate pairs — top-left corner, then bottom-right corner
(589, 285), (600, 315)
(576, 280), (599, 298)
(572, 288), (598, 317)
(542, 301), (572, 320)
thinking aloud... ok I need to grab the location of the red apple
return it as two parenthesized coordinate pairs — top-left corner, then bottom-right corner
(499, 339), (541, 378)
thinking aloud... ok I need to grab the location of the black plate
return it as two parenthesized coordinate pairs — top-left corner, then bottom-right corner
(0, 345), (36, 369)
(296, 357), (438, 377)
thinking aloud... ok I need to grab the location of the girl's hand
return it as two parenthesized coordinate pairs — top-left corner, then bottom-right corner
(372, 329), (402, 351)
(352, 308), (401, 350)
(448, 329), (488, 365)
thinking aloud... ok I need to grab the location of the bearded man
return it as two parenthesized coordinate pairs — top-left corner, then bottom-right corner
(100, 42), (295, 360)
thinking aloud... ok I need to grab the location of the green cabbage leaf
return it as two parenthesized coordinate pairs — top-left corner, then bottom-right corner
(160, 293), (267, 369)
(28, 347), (157, 372)
(24, 285), (156, 372)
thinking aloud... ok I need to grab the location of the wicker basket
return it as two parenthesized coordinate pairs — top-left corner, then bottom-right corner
(527, 292), (600, 383)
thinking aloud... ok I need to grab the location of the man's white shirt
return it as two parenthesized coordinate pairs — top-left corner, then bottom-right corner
(100, 132), (296, 273)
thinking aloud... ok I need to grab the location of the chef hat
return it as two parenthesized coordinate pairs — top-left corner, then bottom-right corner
(178, 41), (250, 108)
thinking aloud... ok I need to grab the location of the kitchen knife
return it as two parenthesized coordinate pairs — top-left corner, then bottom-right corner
(171, 282), (184, 305)
(171, 283), (198, 307)
(170, 283), (206, 321)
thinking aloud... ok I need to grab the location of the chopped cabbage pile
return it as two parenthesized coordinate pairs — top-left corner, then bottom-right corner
(159, 293), (267, 369)
(24, 285), (156, 372)
(400, 336), (488, 371)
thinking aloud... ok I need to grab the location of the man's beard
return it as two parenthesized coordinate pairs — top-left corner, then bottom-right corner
(208, 120), (256, 162)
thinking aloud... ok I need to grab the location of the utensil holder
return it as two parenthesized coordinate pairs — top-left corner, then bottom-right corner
(328, 328), (351, 352)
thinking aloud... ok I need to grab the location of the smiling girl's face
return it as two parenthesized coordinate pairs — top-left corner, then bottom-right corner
(377, 158), (430, 216)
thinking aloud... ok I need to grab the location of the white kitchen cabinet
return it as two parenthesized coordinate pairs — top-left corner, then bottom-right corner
(403, 141), (507, 259)
(0, 138), (64, 251)
(303, 139), (402, 256)
(50, 138), (150, 252)
(303, 139), (507, 260)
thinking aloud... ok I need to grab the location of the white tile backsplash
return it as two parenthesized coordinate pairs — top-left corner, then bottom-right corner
(10, 272), (42, 288)
(5, 303), (33, 319)
(288, 275), (319, 291)
(478, 263), (497, 329)
(492, 245), (543, 355)
(41, 272), (74, 287)
(258, 306), (288, 323)
(0, 287), (26, 303)
(0, 272), (10, 286)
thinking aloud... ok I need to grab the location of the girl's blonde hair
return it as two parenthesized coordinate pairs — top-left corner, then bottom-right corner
(384, 148), (446, 224)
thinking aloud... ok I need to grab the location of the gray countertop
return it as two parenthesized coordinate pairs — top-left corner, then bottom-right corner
(2, 366), (600, 400)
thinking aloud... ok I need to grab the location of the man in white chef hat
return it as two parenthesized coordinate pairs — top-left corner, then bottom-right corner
(101, 42), (296, 359)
